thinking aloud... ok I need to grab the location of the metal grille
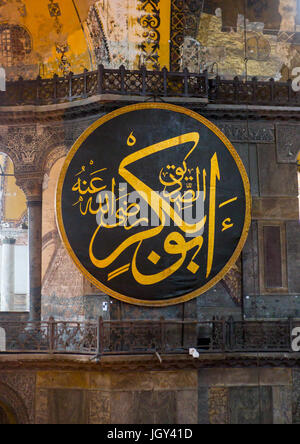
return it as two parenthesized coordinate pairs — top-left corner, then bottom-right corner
(0, 318), (297, 356)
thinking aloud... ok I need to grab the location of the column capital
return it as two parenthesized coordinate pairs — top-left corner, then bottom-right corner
(14, 173), (43, 203)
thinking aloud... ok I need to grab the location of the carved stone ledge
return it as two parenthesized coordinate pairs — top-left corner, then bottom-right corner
(1, 97), (300, 127)
(0, 353), (300, 372)
(216, 122), (275, 143)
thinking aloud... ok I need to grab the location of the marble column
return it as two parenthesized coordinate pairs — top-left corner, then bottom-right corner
(0, 237), (16, 312)
(27, 200), (42, 321)
(16, 175), (43, 322)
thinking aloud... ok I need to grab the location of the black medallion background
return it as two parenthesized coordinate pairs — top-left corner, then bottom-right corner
(58, 105), (250, 305)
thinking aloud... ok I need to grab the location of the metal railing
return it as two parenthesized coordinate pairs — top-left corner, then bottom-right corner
(0, 66), (208, 106)
(0, 317), (297, 356)
(0, 65), (299, 107)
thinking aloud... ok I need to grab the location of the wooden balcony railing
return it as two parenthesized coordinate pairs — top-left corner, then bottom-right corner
(0, 65), (299, 107)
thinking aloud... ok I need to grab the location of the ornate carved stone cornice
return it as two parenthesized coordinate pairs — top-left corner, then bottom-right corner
(0, 353), (300, 372)
(0, 118), (100, 175)
(1, 96), (300, 126)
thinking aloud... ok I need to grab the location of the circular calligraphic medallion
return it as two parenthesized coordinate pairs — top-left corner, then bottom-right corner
(56, 103), (251, 306)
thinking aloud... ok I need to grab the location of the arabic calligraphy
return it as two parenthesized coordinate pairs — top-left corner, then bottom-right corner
(69, 131), (240, 287)
(57, 103), (251, 306)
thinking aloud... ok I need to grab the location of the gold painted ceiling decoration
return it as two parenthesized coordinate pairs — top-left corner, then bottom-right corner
(1, 1), (300, 82)
(0, 0), (171, 81)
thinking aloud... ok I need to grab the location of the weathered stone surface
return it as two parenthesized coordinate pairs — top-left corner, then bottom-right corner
(230, 142), (259, 199)
(83, 294), (111, 321)
(252, 197), (299, 220)
(110, 372), (154, 392)
(36, 371), (89, 389)
(215, 122), (275, 144)
(109, 298), (193, 321)
(0, 373), (35, 424)
(42, 243), (85, 321)
(257, 144), (298, 197)
(89, 372), (111, 391)
(242, 221), (259, 297)
(286, 221), (300, 294)
(273, 386), (292, 424)
(110, 390), (178, 424)
(197, 306), (242, 321)
(110, 370), (197, 391)
(229, 386), (273, 424)
(198, 368), (291, 387)
(293, 369), (300, 424)
(198, 386), (209, 424)
(48, 389), (88, 424)
(88, 391), (110, 424)
(248, 143), (259, 197)
(110, 391), (135, 424)
(35, 389), (48, 424)
(276, 124), (300, 164)
(209, 387), (229, 424)
(197, 280), (242, 322)
(244, 294), (300, 319)
(176, 390), (198, 424)
(197, 282), (238, 308)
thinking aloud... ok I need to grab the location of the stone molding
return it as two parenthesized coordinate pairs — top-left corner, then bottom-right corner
(0, 379), (32, 424)
(1, 353), (300, 372)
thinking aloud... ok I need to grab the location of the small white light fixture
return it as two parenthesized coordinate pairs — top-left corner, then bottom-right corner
(189, 348), (200, 359)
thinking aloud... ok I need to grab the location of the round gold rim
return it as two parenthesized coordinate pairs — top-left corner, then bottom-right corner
(56, 102), (252, 307)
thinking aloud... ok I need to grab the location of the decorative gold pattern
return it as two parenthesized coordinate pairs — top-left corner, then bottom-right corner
(138, 0), (161, 70)
(170, 0), (203, 71)
(209, 387), (229, 424)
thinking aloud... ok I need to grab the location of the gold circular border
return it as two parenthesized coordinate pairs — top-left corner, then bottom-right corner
(56, 103), (251, 307)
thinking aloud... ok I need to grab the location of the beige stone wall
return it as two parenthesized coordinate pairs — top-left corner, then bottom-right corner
(35, 368), (198, 424)
(42, 157), (65, 280)
(42, 156), (85, 321)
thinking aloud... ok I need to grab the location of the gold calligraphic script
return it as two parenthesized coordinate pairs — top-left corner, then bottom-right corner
(56, 103), (251, 306)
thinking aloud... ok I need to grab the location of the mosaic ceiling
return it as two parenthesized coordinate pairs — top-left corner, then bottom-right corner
(0, 0), (171, 80)
(0, 1), (299, 82)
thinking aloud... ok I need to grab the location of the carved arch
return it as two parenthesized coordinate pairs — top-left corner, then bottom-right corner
(0, 141), (19, 170)
(0, 382), (30, 424)
(42, 144), (68, 177)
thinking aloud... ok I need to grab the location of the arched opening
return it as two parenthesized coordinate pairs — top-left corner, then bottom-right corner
(0, 152), (29, 312)
(0, 24), (32, 68)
